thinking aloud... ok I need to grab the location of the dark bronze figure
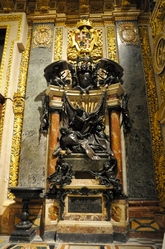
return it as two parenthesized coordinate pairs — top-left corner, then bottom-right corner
(72, 55), (94, 93)
(39, 95), (49, 134)
(90, 155), (125, 198)
(94, 58), (124, 87)
(53, 91), (114, 160)
(47, 160), (73, 188)
(44, 60), (73, 87)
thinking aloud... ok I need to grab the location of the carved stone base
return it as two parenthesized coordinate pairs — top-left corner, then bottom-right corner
(56, 220), (113, 243)
(9, 227), (36, 243)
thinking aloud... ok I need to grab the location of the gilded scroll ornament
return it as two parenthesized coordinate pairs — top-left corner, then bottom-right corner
(33, 25), (52, 48)
(79, 0), (89, 14)
(150, 1), (165, 38)
(0, 0), (14, 12)
(139, 25), (165, 201)
(153, 32), (165, 75)
(8, 30), (32, 199)
(37, 0), (50, 11)
(118, 22), (138, 45)
(67, 19), (102, 64)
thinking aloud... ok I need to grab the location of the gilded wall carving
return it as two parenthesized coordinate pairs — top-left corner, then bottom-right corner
(33, 24), (52, 48)
(54, 28), (63, 61)
(106, 26), (118, 62)
(67, 19), (102, 64)
(0, 15), (22, 151)
(118, 22), (138, 46)
(8, 29), (32, 198)
(151, 0), (165, 100)
(139, 25), (165, 201)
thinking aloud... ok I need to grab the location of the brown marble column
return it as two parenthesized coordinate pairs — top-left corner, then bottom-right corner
(110, 109), (123, 185)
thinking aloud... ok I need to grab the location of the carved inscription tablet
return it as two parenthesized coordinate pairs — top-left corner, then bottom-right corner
(68, 197), (102, 213)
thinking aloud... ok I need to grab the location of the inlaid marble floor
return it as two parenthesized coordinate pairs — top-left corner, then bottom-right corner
(0, 236), (163, 249)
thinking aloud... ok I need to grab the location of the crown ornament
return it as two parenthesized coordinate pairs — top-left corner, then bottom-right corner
(76, 19), (93, 29)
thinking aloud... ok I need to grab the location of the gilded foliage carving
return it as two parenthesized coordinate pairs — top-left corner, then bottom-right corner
(8, 29), (32, 199)
(106, 26), (118, 62)
(158, 74), (165, 101)
(139, 25), (165, 201)
(54, 28), (63, 61)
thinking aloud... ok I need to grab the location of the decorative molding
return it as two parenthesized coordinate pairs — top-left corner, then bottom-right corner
(8, 29), (32, 199)
(139, 25), (165, 201)
(0, 15), (22, 152)
(0, 25), (9, 89)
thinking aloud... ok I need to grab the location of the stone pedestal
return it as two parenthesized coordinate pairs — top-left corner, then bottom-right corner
(111, 198), (129, 242)
(10, 228), (36, 243)
(56, 220), (113, 243)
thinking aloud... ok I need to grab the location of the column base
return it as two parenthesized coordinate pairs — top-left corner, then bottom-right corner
(9, 227), (36, 243)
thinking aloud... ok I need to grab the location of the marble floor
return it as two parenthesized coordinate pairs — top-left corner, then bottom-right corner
(0, 236), (163, 249)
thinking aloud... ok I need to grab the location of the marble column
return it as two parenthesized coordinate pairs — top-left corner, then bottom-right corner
(110, 109), (122, 184)
(47, 95), (63, 177)
(48, 111), (60, 176)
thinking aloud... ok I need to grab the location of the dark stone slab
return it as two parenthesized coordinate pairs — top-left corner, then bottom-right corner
(59, 153), (109, 171)
(18, 23), (54, 187)
(42, 230), (56, 241)
(113, 231), (130, 243)
(68, 196), (102, 213)
(56, 233), (113, 243)
(116, 21), (157, 199)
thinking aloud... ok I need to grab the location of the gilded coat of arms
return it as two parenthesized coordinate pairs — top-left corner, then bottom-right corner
(67, 19), (102, 63)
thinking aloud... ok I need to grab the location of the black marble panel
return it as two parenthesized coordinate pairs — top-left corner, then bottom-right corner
(116, 21), (157, 199)
(18, 23), (54, 187)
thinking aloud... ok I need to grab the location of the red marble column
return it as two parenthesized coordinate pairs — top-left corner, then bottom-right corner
(110, 110), (123, 185)
(48, 112), (60, 176)
(48, 97), (61, 177)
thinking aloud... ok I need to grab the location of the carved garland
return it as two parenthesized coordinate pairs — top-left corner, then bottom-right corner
(8, 29), (32, 199)
(0, 15), (22, 151)
(139, 25), (165, 201)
